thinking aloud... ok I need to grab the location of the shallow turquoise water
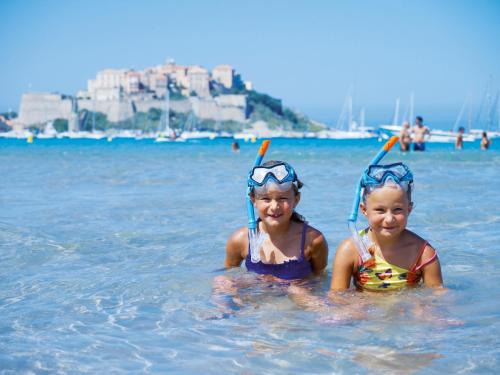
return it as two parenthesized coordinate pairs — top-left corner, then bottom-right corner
(1, 138), (499, 374)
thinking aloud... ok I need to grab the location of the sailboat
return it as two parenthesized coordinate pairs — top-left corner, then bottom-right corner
(379, 97), (404, 138)
(155, 89), (182, 142)
(378, 94), (476, 143)
(179, 111), (217, 140)
(470, 88), (500, 139)
(428, 96), (476, 143)
(318, 91), (378, 139)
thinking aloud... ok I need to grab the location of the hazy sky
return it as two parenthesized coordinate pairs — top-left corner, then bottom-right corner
(1, 0), (499, 124)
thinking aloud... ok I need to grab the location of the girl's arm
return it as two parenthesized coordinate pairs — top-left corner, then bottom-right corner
(224, 228), (247, 268)
(330, 239), (357, 291)
(309, 230), (329, 275)
(421, 245), (444, 288)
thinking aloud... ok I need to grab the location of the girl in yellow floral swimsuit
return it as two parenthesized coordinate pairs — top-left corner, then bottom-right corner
(331, 162), (443, 291)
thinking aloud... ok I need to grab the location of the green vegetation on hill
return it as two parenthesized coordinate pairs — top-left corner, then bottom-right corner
(247, 90), (321, 132)
(53, 119), (68, 132)
(0, 111), (18, 119)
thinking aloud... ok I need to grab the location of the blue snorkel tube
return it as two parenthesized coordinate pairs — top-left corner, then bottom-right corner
(247, 140), (271, 262)
(348, 136), (399, 262)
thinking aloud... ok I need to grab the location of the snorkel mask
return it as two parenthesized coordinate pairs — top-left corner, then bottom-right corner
(361, 162), (413, 190)
(248, 162), (298, 194)
(348, 136), (400, 262)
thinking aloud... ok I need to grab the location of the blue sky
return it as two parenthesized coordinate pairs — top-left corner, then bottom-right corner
(1, 0), (499, 125)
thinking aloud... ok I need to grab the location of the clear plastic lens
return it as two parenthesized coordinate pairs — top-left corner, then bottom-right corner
(369, 164), (408, 180)
(251, 164), (289, 184)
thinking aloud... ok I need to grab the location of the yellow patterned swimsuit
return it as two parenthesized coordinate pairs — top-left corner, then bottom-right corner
(354, 230), (437, 291)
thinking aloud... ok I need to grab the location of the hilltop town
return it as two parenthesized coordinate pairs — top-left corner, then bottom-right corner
(5, 59), (326, 138)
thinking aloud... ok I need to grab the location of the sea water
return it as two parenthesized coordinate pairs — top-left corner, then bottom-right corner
(0, 138), (499, 374)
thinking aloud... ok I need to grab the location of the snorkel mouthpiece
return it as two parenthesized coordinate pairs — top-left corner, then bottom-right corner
(348, 136), (399, 262)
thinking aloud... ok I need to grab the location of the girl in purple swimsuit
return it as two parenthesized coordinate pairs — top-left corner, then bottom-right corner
(224, 160), (328, 280)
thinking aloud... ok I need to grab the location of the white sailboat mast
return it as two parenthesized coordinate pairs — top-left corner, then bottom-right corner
(348, 96), (353, 131)
(393, 98), (400, 126)
(165, 89), (170, 133)
(159, 89), (170, 135)
(409, 92), (414, 124)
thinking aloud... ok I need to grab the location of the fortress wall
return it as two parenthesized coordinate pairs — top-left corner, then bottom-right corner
(19, 93), (247, 127)
(18, 93), (73, 125)
(134, 99), (191, 113)
(77, 99), (134, 122)
(215, 94), (246, 108)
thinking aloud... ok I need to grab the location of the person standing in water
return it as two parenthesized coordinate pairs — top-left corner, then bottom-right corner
(225, 160), (328, 280)
(412, 116), (430, 152)
(399, 122), (412, 152)
(331, 162), (443, 291)
(480, 132), (491, 150)
(455, 127), (465, 150)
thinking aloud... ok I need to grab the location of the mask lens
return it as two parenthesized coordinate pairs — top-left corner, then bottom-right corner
(250, 163), (292, 185)
(368, 164), (409, 182)
(251, 167), (269, 184)
(272, 164), (289, 182)
(368, 166), (389, 181)
(390, 164), (408, 178)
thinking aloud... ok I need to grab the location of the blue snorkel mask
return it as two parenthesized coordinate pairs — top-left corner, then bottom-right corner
(361, 162), (413, 189)
(248, 162), (298, 194)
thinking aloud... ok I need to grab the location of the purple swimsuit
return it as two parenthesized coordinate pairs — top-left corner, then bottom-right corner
(245, 222), (313, 280)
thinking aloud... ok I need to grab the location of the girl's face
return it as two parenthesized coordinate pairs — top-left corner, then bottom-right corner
(360, 185), (412, 239)
(252, 185), (300, 227)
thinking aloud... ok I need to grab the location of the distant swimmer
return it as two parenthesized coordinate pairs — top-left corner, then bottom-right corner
(231, 141), (240, 152)
(455, 127), (465, 150)
(399, 121), (412, 152)
(480, 132), (491, 150)
(412, 116), (430, 152)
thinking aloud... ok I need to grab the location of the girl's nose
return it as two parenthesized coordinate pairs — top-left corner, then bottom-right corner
(269, 200), (279, 210)
(384, 212), (396, 223)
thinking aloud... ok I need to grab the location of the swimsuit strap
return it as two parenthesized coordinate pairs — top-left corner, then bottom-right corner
(414, 247), (438, 272)
(409, 241), (429, 273)
(300, 222), (308, 257)
(406, 241), (438, 284)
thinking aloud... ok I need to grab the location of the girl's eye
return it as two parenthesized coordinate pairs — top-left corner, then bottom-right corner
(375, 208), (385, 213)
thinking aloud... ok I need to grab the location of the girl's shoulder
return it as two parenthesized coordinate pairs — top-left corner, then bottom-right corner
(226, 227), (249, 252)
(304, 223), (326, 242)
(402, 230), (437, 266)
(303, 223), (328, 252)
(334, 236), (360, 263)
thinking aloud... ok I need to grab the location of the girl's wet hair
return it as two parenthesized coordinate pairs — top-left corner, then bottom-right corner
(252, 160), (306, 223)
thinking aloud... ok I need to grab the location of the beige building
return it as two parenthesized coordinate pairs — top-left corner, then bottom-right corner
(126, 71), (141, 94)
(157, 60), (189, 90)
(187, 65), (210, 97)
(212, 65), (234, 89)
(88, 69), (128, 100)
(142, 70), (168, 98)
